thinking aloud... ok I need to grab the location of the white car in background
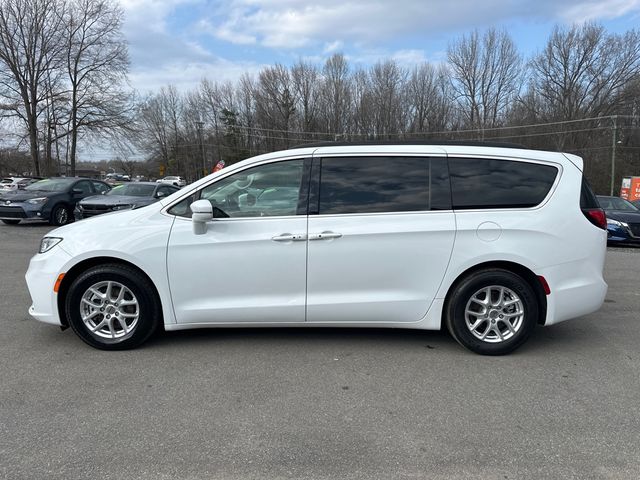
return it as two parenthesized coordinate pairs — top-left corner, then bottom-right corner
(157, 176), (186, 187)
(0, 177), (40, 192)
(25, 142), (607, 354)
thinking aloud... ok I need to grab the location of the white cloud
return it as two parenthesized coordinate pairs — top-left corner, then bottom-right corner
(323, 40), (344, 54)
(129, 58), (264, 93)
(120, 0), (262, 92)
(203, 0), (640, 49)
(391, 49), (428, 65)
(559, 0), (640, 22)
(117, 0), (640, 93)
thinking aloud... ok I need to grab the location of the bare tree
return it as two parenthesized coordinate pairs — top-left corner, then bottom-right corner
(531, 23), (640, 121)
(406, 63), (452, 135)
(62, 0), (131, 175)
(320, 54), (351, 136)
(447, 28), (522, 136)
(368, 60), (408, 137)
(255, 64), (297, 149)
(291, 60), (320, 138)
(0, 0), (66, 175)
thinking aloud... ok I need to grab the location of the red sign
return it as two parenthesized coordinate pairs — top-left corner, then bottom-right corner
(213, 160), (226, 173)
(620, 177), (640, 201)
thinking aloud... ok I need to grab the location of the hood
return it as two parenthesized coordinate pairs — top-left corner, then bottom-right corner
(605, 210), (640, 224)
(0, 189), (59, 202)
(80, 194), (156, 207)
(46, 201), (167, 244)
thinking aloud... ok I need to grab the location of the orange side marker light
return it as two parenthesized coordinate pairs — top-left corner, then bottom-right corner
(54, 273), (65, 293)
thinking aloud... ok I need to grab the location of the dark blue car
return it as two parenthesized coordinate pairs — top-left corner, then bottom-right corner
(597, 195), (640, 244)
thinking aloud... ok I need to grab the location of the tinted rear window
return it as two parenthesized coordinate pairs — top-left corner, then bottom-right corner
(448, 158), (558, 209)
(580, 178), (600, 209)
(318, 157), (450, 215)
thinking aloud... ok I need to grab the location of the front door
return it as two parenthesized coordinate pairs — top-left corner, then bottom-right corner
(167, 159), (309, 325)
(306, 155), (456, 324)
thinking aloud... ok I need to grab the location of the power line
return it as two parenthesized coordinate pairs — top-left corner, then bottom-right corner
(194, 114), (640, 138)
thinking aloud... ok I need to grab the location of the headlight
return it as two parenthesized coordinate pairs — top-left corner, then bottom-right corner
(39, 237), (63, 254)
(607, 218), (629, 228)
(111, 204), (132, 211)
(26, 197), (48, 205)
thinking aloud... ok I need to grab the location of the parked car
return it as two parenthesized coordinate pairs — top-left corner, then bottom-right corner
(596, 195), (640, 244)
(0, 177), (42, 192)
(26, 142), (607, 354)
(157, 176), (186, 187)
(0, 177), (110, 226)
(75, 182), (179, 219)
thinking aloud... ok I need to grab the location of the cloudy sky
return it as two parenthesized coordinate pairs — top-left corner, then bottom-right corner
(120, 0), (640, 93)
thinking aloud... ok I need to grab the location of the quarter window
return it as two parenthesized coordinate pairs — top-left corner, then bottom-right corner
(448, 158), (558, 209)
(318, 157), (450, 215)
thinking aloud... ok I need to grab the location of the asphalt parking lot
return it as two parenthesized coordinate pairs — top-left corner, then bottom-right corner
(1, 222), (640, 480)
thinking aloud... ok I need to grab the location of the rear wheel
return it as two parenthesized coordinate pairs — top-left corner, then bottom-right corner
(445, 269), (538, 355)
(1, 219), (20, 225)
(65, 264), (160, 350)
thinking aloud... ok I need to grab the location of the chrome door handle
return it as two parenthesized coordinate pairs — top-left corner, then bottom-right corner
(272, 233), (307, 242)
(309, 231), (342, 241)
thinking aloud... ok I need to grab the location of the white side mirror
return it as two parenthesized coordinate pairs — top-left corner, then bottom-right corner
(191, 199), (213, 235)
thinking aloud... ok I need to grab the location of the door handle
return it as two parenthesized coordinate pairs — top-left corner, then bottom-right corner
(308, 231), (342, 241)
(272, 233), (307, 242)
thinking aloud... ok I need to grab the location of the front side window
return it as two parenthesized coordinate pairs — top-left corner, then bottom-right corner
(449, 158), (558, 210)
(318, 156), (450, 215)
(169, 159), (305, 218)
(74, 180), (93, 195)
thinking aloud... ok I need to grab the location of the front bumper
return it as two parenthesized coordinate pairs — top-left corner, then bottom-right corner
(606, 223), (640, 244)
(0, 203), (47, 221)
(25, 245), (72, 326)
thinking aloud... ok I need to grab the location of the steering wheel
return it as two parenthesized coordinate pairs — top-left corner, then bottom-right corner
(234, 175), (253, 190)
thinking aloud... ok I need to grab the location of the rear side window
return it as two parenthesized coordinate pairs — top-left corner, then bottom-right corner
(318, 157), (450, 215)
(449, 158), (558, 209)
(580, 177), (600, 209)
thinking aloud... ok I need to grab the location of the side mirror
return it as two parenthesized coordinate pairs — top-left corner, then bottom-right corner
(191, 199), (213, 235)
(71, 188), (83, 195)
(156, 191), (166, 198)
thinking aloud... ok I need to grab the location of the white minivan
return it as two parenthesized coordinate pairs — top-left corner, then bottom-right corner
(25, 142), (608, 355)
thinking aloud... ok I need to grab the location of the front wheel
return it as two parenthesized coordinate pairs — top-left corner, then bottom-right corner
(445, 269), (538, 355)
(50, 205), (73, 226)
(65, 264), (160, 350)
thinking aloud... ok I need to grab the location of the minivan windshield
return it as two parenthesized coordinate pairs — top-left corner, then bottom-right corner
(24, 178), (74, 192)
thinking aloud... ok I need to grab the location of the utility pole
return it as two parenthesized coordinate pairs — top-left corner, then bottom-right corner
(610, 115), (618, 196)
(196, 121), (206, 178)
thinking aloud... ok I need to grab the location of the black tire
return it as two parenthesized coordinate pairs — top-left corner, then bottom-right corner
(445, 268), (538, 355)
(50, 204), (73, 226)
(64, 264), (161, 350)
(1, 219), (20, 225)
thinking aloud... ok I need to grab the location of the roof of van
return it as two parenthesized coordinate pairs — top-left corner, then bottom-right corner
(290, 140), (528, 150)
